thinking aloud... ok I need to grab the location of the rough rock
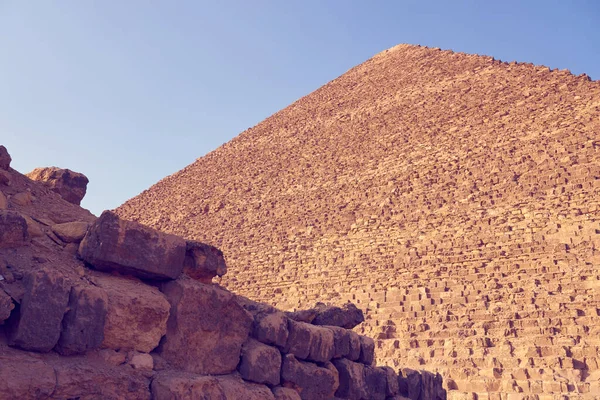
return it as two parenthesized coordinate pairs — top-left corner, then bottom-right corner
(55, 284), (108, 355)
(358, 335), (375, 365)
(285, 308), (318, 323)
(52, 221), (90, 243)
(281, 354), (339, 400)
(239, 338), (281, 386)
(129, 352), (154, 371)
(382, 366), (400, 397)
(151, 372), (275, 400)
(327, 325), (361, 360)
(0, 288), (14, 323)
(0, 191), (7, 209)
(0, 170), (10, 186)
(312, 302), (364, 329)
(79, 210), (186, 280)
(183, 240), (227, 282)
(285, 319), (334, 362)
(26, 166), (89, 205)
(364, 366), (387, 400)
(332, 358), (367, 400)
(0, 357), (56, 398)
(0, 145), (11, 170)
(253, 311), (289, 348)
(0, 210), (29, 248)
(52, 358), (151, 399)
(398, 369), (422, 400)
(7, 267), (70, 352)
(23, 215), (44, 238)
(91, 273), (170, 353)
(158, 278), (253, 375)
(272, 386), (302, 400)
(10, 191), (32, 206)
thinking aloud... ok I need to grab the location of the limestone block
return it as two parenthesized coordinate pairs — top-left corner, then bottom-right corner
(253, 311), (289, 347)
(79, 210), (186, 280)
(159, 278), (252, 375)
(312, 302), (365, 329)
(281, 354), (339, 400)
(0, 210), (29, 248)
(272, 386), (302, 400)
(52, 221), (90, 243)
(326, 325), (361, 360)
(183, 240), (227, 282)
(358, 335), (375, 365)
(151, 372), (275, 400)
(55, 284), (108, 355)
(239, 338), (281, 386)
(332, 358), (367, 399)
(26, 166), (88, 205)
(92, 273), (169, 353)
(285, 319), (334, 363)
(7, 267), (70, 352)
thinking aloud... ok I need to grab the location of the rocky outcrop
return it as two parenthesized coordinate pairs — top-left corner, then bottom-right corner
(0, 147), (445, 399)
(0, 210), (29, 248)
(184, 240), (227, 282)
(158, 278), (253, 375)
(26, 167), (89, 205)
(0, 145), (11, 170)
(79, 210), (186, 280)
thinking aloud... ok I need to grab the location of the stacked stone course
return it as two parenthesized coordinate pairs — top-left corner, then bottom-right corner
(0, 148), (443, 399)
(117, 44), (600, 398)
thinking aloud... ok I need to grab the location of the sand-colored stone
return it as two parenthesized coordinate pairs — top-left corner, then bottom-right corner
(118, 44), (600, 398)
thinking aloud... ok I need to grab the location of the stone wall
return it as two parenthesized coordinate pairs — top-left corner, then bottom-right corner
(0, 153), (444, 400)
(117, 45), (600, 399)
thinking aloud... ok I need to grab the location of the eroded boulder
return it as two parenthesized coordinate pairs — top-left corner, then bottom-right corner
(239, 338), (281, 386)
(183, 240), (227, 282)
(281, 354), (339, 400)
(0, 357), (56, 398)
(285, 319), (334, 363)
(52, 221), (90, 243)
(26, 166), (89, 205)
(79, 210), (186, 280)
(326, 325), (361, 360)
(0, 288), (14, 323)
(151, 372), (275, 400)
(272, 386), (302, 400)
(0, 210), (29, 248)
(312, 302), (365, 329)
(91, 273), (170, 353)
(55, 284), (108, 355)
(333, 358), (368, 400)
(7, 267), (70, 352)
(159, 278), (253, 375)
(253, 311), (289, 348)
(0, 145), (11, 170)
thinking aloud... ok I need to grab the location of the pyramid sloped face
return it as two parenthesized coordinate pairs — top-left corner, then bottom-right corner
(118, 44), (600, 398)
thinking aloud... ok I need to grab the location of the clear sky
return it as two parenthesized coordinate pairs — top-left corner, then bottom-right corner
(1, 1), (598, 215)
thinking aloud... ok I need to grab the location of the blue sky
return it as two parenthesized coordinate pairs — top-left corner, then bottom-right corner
(1, 1), (598, 215)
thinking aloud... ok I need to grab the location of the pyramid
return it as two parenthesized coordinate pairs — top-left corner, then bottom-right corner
(118, 44), (600, 398)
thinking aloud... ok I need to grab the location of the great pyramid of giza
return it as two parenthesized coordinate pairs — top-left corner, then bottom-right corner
(118, 44), (600, 399)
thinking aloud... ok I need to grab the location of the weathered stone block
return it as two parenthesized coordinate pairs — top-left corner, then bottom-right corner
(55, 284), (108, 355)
(326, 325), (361, 360)
(7, 267), (70, 352)
(253, 311), (289, 347)
(0, 358), (55, 398)
(52, 221), (90, 243)
(26, 166), (88, 205)
(381, 366), (400, 397)
(0, 145), (11, 170)
(312, 302), (364, 329)
(272, 386), (302, 400)
(358, 335), (375, 365)
(364, 366), (387, 400)
(332, 358), (367, 400)
(79, 210), (186, 280)
(151, 372), (275, 400)
(285, 319), (334, 363)
(0, 210), (29, 248)
(183, 240), (227, 282)
(281, 354), (339, 400)
(0, 288), (14, 323)
(159, 278), (252, 375)
(239, 338), (281, 386)
(92, 273), (169, 353)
